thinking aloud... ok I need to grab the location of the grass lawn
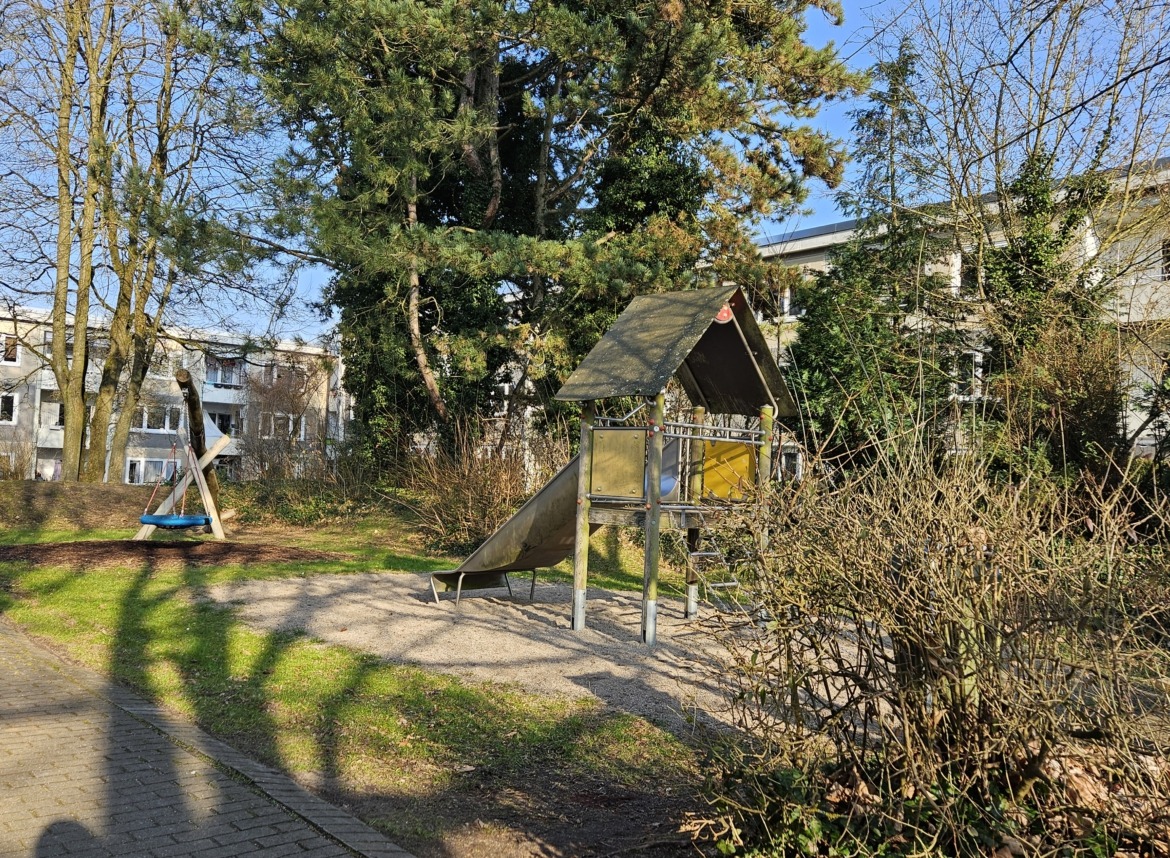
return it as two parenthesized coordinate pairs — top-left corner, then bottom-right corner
(0, 488), (708, 856)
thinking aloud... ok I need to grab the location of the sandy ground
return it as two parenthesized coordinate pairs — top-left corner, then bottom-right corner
(210, 573), (739, 733)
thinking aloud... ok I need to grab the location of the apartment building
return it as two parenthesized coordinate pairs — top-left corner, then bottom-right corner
(758, 187), (1170, 454)
(0, 313), (351, 482)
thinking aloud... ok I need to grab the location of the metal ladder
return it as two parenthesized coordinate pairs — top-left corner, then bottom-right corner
(684, 527), (740, 616)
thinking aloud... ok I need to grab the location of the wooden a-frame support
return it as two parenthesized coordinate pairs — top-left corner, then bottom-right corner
(133, 432), (231, 541)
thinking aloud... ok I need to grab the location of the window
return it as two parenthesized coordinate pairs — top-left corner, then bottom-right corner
(954, 350), (984, 400)
(284, 365), (308, 388)
(0, 393), (16, 424)
(260, 361), (308, 389)
(2, 335), (18, 365)
(207, 410), (235, 434)
(781, 285), (800, 320)
(136, 404), (182, 433)
(1162, 240), (1170, 282)
(206, 356), (240, 387)
(779, 444), (803, 481)
(126, 458), (176, 485)
(42, 332), (74, 362)
(959, 256), (982, 300)
(259, 411), (305, 440)
(40, 392), (64, 428)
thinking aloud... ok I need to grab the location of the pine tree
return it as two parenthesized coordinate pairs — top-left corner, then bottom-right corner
(245, 0), (864, 458)
(790, 43), (956, 460)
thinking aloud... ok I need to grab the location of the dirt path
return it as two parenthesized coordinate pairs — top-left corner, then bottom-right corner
(210, 573), (737, 734)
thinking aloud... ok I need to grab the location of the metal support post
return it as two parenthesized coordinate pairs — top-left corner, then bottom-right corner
(642, 392), (665, 645)
(684, 405), (705, 618)
(758, 404), (774, 485)
(757, 404), (774, 554)
(571, 401), (595, 631)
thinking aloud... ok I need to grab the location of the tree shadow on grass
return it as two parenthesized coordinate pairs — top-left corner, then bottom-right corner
(0, 481), (152, 538)
(82, 554), (701, 857)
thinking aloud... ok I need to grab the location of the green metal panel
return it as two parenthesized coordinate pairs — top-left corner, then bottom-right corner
(591, 429), (647, 499)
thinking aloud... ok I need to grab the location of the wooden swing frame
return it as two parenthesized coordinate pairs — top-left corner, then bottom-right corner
(133, 433), (230, 541)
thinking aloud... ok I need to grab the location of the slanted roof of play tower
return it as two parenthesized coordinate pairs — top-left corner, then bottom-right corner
(554, 285), (796, 417)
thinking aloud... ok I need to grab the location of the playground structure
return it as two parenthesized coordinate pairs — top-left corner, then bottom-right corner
(433, 285), (797, 644)
(134, 432), (229, 540)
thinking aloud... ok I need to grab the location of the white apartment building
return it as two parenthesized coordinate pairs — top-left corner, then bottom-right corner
(758, 182), (1170, 455)
(0, 313), (351, 482)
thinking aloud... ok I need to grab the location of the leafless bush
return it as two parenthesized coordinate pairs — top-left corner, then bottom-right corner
(0, 431), (35, 479)
(405, 422), (571, 554)
(236, 355), (332, 481)
(702, 446), (1170, 855)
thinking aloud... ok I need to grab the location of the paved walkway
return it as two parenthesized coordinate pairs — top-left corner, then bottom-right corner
(0, 619), (414, 858)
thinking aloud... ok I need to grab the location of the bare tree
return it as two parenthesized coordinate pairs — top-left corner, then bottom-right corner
(870, 0), (1170, 467)
(237, 353), (333, 481)
(880, 0), (1170, 216)
(0, 0), (289, 481)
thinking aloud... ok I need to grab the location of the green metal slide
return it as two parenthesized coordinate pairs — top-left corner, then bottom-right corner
(430, 454), (598, 602)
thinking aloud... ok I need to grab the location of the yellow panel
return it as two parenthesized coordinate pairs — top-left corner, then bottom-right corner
(591, 429), (647, 499)
(702, 440), (757, 500)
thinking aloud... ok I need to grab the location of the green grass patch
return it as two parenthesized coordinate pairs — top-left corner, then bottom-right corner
(0, 483), (708, 851)
(0, 527), (136, 544)
(542, 527), (691, 595)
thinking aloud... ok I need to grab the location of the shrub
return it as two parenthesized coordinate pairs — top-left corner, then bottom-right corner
(219, 478), (374, 526)
(701, 446), (1170, 856)
(404, 424), (570, 555)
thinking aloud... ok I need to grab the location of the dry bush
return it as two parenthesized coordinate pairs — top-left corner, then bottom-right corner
(702, 447), (1170, 856)
(990, 326), (1127, 476)
(405, 423), (571, 554)
(0, 432), (35, 479)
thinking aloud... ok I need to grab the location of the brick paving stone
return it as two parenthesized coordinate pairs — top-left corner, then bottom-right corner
(0, 619), (414, 858)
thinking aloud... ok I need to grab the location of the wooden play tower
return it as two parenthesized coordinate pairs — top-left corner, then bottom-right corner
(433, 284), (797, 645)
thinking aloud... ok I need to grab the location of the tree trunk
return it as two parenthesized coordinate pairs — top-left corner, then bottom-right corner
(405, 187), (448, 423)
(81, 273), (134, 482)
(176, 368), (220, 512)
(50, 0), (85, 481)
(85, 3), (176, 482)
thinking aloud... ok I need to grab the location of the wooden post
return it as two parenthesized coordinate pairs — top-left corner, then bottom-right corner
(186, 439), (226, 540)
(758, 404), (774, 486)
(685, 405), (706, 618)
(757, 404), (774, 554)
(175, 368), (221, 513)
(571, 401), (595, 631)
(642, 391), (665, 646)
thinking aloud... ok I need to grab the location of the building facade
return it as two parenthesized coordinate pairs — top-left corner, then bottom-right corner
(758, 192), (1170, 455)
(0, 315), (351, 482)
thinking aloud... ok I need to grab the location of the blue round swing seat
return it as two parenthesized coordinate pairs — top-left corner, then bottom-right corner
(140, 513), (211, 530)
